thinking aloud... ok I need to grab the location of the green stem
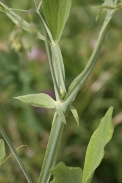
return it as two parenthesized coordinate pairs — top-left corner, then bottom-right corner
(43, 28), (61, 101)
(38, 113), (64, 183)
(37, 0), (42, 11)
(36, 11), (61, 101)
(0, 124), (33, 183)
(63, 10), (114, 108)
(37, 9), (64, 183)
(38, 6), (116, 183)
(36, 11), (54, 43)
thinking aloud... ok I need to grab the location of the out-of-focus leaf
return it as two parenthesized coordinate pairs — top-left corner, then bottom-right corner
(0, 139), (6, 167)
(82, 107), (114, 183)
(14, 93), (56, 109)
(51, 162), (82, 183)
(96, 0), (115, 9)
(42, 0), (72, 41)
(96, 0), (122, 21)
(104, 0), (114, 6)
(0, 2), (45, 41)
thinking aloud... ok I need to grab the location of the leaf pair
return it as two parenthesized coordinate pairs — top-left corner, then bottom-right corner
(56, 103), (79, 125)
(15, 93), (80, 126)
(51, 107), (114, 183)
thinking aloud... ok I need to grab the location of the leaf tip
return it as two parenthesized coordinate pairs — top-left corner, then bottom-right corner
(13, 96), (21, 100)
(107, 106), (114, 115)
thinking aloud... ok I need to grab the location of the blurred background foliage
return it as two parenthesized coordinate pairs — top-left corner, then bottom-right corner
(0, 0), (122, 182)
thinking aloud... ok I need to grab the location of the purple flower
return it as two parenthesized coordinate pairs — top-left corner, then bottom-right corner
(27, 47), (47, 62)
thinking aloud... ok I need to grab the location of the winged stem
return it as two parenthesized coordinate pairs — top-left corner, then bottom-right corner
(63, 10), (115, 108)
(37, 6), (117, 183)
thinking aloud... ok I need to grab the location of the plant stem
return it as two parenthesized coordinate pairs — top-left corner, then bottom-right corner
(38, 6), (116, 183)
(38, 113), (64, 183)
(37, 10), (64, 183)
(63, 10), (115, 108)
(42, 27), (61, 101)
(36, 11), (61, 101)
(37, 0), (42, 11)
(0, 124), (33, 183)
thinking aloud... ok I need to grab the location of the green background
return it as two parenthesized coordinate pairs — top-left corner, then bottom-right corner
(0, 0), (122, 182)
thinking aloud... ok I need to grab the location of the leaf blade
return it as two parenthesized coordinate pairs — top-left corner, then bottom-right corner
(70, 105), (79, 126)
(82, 107), (114, 183)
(51, 162), (82, 183)
(42, 0), (72, 41)
(14, 93), (56, 109)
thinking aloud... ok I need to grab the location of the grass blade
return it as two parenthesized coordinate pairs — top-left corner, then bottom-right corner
(0, 124), (33, 183)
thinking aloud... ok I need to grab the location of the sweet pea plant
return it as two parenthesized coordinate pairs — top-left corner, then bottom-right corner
(0, 0), (122, 183)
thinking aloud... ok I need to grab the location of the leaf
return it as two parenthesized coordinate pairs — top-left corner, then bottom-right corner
(66, 71), (83, 102)
(70, 105), (79, 126)
(0, 139), (6, 167)
(104, 0), (114, 6)
(42, 0), (72, 41)
(0, 2), (45, 41)
(56, 106), (67, 124)
(14, 93), (56, 109)
(51, 162), (82, 183)
(51, 44), (66, 92)
(82, 107), (114, 183)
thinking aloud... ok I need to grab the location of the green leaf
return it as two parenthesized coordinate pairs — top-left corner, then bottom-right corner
(14, 93), (56, 109)
(51, 162), (82, 183)
(56, 106), (66, 124)
(82, 107), (114, 183)
(70, 105), (79, 126)
(42, 0), (72, 41)
(51, 44), (66, 93)
(0, 2), (45, 41)
(66, 72), (83, 102)
(0, 139), (6, 167)
(104, 0), (114, 6)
